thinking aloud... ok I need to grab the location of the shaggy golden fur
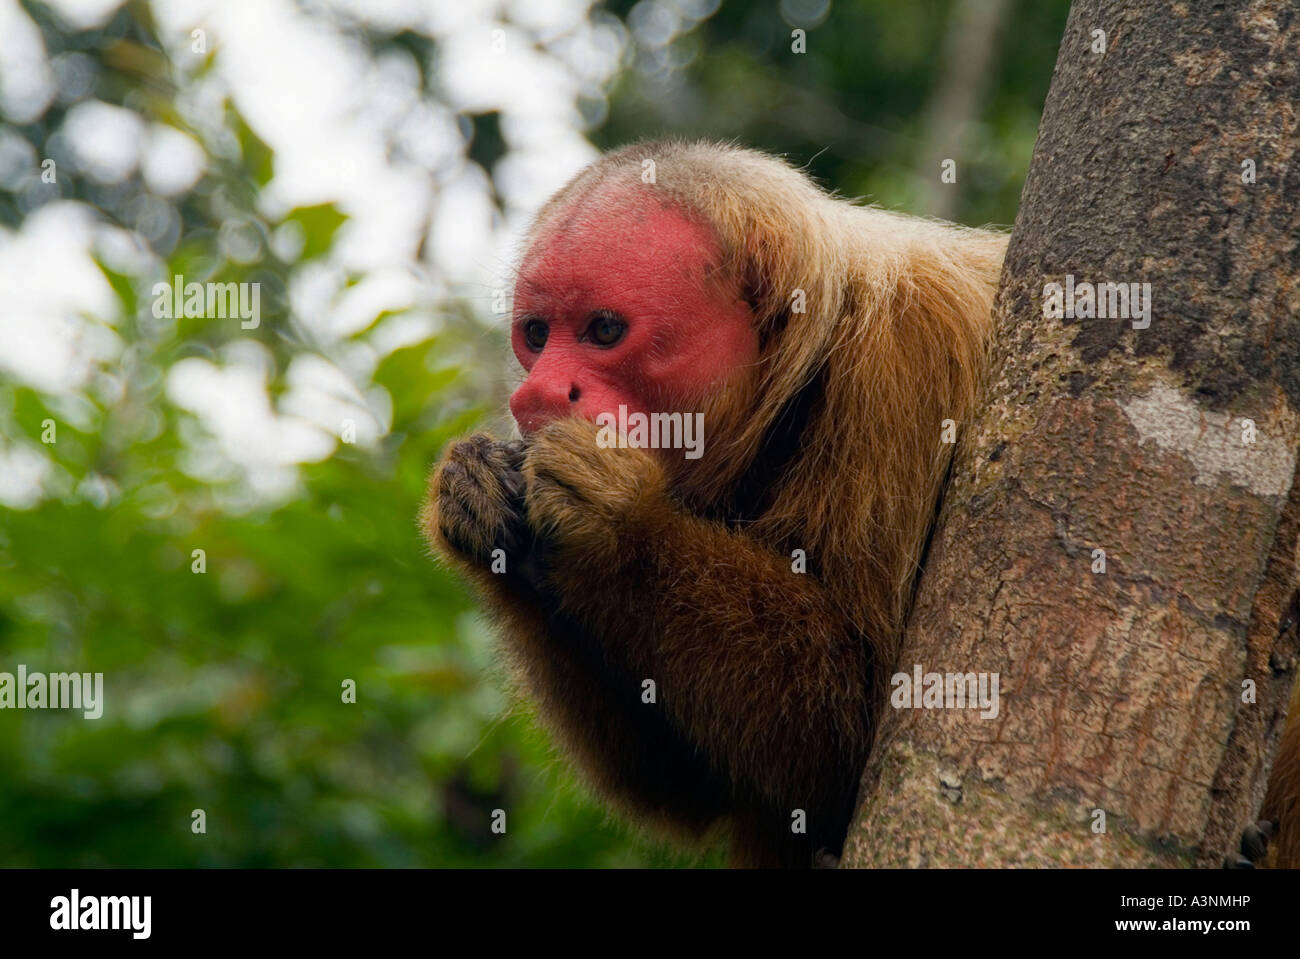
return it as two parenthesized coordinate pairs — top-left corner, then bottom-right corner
(424, 140), (1009, 866)
(1263, 684), (1300, 867)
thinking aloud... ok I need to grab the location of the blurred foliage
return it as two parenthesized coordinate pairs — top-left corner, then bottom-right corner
(0, 0), (1068, 867)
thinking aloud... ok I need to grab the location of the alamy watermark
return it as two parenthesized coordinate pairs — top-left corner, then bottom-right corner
(0, 665), (103, 719)
(1042, 274), (1151, 330)
(890, 664), (1000, 719)
(50, 890), (150, 939)
(595, 405), (705, 460)
(152, 274), (260, 329)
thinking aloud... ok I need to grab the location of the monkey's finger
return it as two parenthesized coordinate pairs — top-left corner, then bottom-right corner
(502, 438), (526, 467)
(528, 465), (593, 507)
(495, 507), (530, 557)
(500, 468), (526, 502)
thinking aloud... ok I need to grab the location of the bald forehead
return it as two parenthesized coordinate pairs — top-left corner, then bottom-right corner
(517, 186), (727, 304)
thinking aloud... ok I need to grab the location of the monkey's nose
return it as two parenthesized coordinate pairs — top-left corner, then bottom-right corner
(509, 376), (582, 435)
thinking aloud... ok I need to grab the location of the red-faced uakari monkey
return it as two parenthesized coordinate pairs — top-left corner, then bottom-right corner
(423, 140), (1300, 868)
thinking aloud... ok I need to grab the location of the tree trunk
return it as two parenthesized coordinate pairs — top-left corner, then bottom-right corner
(842, 0), (1300, 868)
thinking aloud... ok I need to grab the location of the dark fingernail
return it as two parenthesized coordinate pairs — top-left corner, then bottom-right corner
(502, 470), (526, 498)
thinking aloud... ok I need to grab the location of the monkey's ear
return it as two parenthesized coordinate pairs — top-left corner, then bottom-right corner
(755, 304), (792, 351)
(739, 259), (781, 348)
(738, 241), (798, 346)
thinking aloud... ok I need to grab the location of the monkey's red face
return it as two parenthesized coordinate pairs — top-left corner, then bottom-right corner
(508, 190), (758, 436)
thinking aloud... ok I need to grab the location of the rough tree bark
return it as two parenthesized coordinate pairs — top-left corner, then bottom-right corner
(842, 0), (1300, 868)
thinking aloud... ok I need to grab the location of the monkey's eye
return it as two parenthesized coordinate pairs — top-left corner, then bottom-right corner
(585, 310), (627, 347)
(522, 319), (549, 351)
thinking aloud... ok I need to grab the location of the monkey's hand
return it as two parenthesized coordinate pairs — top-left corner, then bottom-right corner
(424, 434), (529, 573)
(522, 417), (667, 569)
(521, 415), (869, 836)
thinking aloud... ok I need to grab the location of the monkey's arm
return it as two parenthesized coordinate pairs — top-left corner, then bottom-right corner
(423, 434), (732, 834)
(523, 419), (873, 813)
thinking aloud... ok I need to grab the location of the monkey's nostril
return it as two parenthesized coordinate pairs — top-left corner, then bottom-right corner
(568, 384), (580, 403)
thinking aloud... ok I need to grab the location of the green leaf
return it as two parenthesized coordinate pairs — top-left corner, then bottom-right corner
(236, 115), (274, 188)
(284, 204), (348, 261)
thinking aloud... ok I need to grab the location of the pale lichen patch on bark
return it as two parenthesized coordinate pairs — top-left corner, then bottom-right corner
(1119, 382), (1297, 497)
